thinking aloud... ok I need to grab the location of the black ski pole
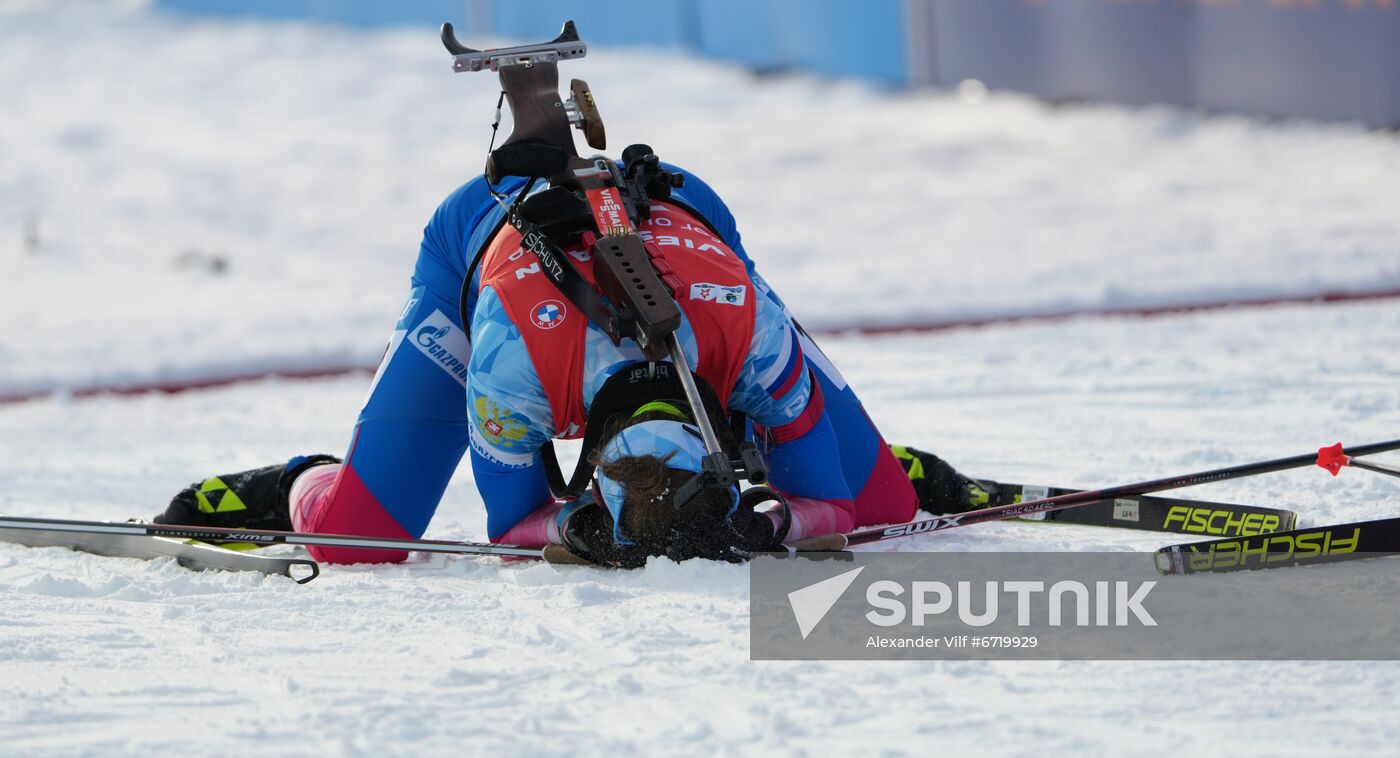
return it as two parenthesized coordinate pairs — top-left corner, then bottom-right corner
(831, 438), (1400, 549)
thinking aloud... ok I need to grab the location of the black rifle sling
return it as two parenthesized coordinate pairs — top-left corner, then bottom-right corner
(509, 211), (624, 344)
(458, 213), (510, 341)
(458, 199), (623, 347)
(460, 184), (723, 347)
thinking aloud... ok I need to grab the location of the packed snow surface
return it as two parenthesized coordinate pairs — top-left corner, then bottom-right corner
(3, 3), (1400, 756)
(4, 300), (1400, 755)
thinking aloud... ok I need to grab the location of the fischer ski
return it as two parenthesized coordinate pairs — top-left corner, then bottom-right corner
(995, 482), (1297, 536)
(1155, 516), (1400, 575)
(0, 521), (321, 583)
(832, 438), (1400, 550)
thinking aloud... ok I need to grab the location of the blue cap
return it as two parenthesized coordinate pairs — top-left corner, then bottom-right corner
(594, 419), (739, 544)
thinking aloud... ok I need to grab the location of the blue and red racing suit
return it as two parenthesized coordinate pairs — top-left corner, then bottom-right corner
(289, 166), (917, 563)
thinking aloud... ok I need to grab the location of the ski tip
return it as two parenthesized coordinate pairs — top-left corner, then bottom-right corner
(1316, 442), (1349, 476)
(1153, 549), (1180, 576)
(289, 560), (321, 584)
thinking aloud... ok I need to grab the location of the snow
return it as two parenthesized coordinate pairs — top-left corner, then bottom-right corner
(5, 300), (1400, 754)
(3, 2), (1400, 755)
(3, 4), (1400, 395)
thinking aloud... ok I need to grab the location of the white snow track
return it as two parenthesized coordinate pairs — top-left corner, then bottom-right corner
(3, 2), (1400, 754)
(3, 301), (1399, 755)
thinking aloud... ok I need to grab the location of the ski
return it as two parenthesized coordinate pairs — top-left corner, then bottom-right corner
(1155, 516), (1400, 575)
(836, 438), (1400, 549)
(0, 514), (545, 562)
(0, 521), (321, 584)
(0, 512), (848, 578)
(993, 482), (1297, 536)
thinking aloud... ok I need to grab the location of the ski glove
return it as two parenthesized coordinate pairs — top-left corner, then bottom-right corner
(154, 454), (340, 535)
(558, 501), (653, 569)
(558, 488), (790, 568)
(667, 487), (791, 562)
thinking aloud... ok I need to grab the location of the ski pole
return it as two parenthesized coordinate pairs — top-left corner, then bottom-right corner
(1347, 459), (1400, 479)
(1315, 443), (1400, 480)
(830, 438), (1400, 549)
(0, 515), (546, 560)
(0, 515), (844, 566)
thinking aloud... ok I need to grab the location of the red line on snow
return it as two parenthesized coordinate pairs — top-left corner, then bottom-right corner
(826, 287), (1400, 336)
(0, 364), (374, 406)
(3, 288), (1398, 406)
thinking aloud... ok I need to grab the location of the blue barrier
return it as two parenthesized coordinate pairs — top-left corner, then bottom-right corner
(924, 0), (1400, 124)
(152, 0), (1400, 126)
(925, 0), (1190, 105)
(693, 0), (784, 71)
(156, 0), (470, 28)
(488, 0), (694, 49)
(694, 0), (909, 83)
(780, 0), (907, 85)
(1040, 0), (1192, 106)
(926, 0), (1052, 94)
(490, 0), (908, 84)
(1194, 1), (1400, 124)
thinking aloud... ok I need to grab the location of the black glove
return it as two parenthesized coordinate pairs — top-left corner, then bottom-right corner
(559, 501), (652, 568)
(666, 487), (790, 563)
(154, 454), (340, 534)
(560, 487), (791, 567)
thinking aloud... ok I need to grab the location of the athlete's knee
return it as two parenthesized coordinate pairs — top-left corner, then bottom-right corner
(289, 460), (415, 564)
(851, 444), (920, 527)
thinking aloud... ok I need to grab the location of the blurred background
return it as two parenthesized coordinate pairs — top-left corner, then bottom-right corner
(2, 0), (1398, 400)
(155, 0), (1400, 122)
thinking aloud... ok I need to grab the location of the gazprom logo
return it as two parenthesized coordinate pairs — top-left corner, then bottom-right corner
(417, 325), (450, 346)
(410, 309), (470, 388)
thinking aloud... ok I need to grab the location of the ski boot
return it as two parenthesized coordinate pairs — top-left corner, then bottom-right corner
(154, 454), (340, 539)
(890, 445), (1002, 515)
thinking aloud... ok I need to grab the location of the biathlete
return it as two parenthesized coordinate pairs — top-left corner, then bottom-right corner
(155, 167), (987, 566)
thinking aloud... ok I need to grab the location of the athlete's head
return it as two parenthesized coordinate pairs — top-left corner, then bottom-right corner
(591, 402), (739, 555)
